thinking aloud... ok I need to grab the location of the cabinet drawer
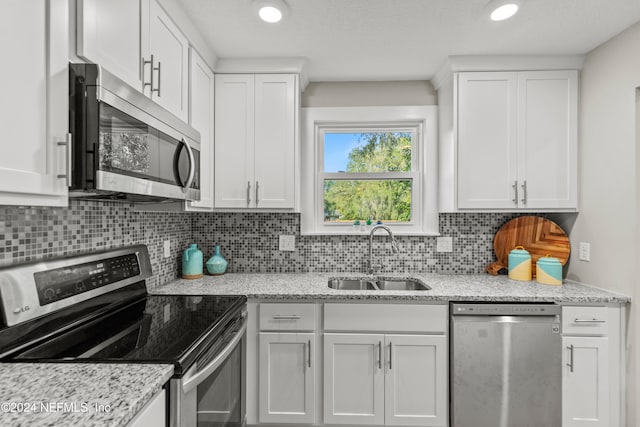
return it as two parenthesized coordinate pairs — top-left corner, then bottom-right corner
(562, 306), (608, 336)
(260, 303), (316, 331)
(324, 303), (447, 333)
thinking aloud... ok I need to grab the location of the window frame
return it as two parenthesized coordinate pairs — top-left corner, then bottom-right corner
(318, 126), (420, 227)
(301, 106), (439, 235)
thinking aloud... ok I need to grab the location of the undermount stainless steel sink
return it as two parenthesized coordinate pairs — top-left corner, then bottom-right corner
(328, 277), (430, 291)
(328, 278), (377, 290)
(375, 279), (430, 291)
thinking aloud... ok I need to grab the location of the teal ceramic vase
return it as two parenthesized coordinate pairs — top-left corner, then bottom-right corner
(182, 243), (203, 279)
(206, 246), (228, 275)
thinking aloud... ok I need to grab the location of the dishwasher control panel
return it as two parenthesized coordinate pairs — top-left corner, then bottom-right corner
(451, 303), (561, 316)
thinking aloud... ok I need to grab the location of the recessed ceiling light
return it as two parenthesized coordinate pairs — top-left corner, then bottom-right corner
(254, 0), (288, 23)
(486, 0), (521, 21)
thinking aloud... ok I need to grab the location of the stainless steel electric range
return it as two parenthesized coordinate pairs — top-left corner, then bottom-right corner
(0, 245), (246, 427)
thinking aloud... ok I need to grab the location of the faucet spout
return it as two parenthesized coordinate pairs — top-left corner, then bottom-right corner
(368, 224), (400, 275)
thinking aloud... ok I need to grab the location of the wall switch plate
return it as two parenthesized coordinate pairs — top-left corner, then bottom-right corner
(579, 242), (591, 261)
(436, 236), (453, 253)
(279, 235), (296, 251)
(163, 240), (171, 258)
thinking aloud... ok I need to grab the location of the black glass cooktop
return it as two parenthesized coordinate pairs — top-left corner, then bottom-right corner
(0, 291), (246, 376)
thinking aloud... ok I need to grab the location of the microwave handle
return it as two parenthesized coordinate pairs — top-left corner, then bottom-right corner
(174, 138), (196, 193)
(182, 317), (247, 394)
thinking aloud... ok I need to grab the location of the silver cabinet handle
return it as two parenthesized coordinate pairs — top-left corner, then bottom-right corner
(512, 180), (518, 205)
(389, 342), (393, 370)
(566, 344), (574, 372)
(142, 54), (154, 95)
(255, 181), (259, 206)
(574, 318), (606, 323)
(307, 340), (312, 368)
(378, 341), (382, 369)
(272, 315), (300, 320)
(57, 133), (72, 186)
(246, 181), (251, 206)
(154, 61), (161, 97)
(521, 180), (527, 205)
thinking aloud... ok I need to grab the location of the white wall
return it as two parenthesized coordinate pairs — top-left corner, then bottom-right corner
(567, 21), (640, 427)
(301, 81), (437, 107)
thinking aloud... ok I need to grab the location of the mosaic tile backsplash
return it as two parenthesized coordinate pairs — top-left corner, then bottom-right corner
(191, 212), (541, 275)
(1, 202), (573, 289)
(0, 200), (191, 289)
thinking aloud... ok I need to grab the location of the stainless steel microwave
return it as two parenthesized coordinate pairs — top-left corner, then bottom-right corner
(68, 63), (200, 202)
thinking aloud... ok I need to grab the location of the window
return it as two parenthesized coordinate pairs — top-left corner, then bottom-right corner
(301, 106), (438, 235)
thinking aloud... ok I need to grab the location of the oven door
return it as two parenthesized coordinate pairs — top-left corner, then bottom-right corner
(171, 313), (247, 427)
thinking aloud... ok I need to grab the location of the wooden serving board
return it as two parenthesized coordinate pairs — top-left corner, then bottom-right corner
(486, 216), (571, 277)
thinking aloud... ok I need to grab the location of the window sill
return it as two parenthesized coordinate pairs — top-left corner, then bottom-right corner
(300, 230), (441, 237)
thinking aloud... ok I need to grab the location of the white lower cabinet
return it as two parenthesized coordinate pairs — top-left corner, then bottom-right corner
(562, 336), (609, 427)
(561, 305), (619, 427)
(323, 333), (385, 425)
(323, 303), (448, 427)
(127, 388), (166, 427)
(259, 332), (315, 424)
(384, 334), (447, 426)
(323, 333), (447, 427)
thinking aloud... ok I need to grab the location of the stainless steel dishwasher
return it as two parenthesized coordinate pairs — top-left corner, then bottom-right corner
(450, 303), (562, 427)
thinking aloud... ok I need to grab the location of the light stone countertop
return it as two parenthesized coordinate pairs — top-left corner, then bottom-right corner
(152, 272), (630, 304)
(0, 363), (173, 427)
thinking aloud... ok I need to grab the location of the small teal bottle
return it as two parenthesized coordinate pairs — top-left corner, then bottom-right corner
(206, 245), (228, 275)
(182, 244), (203, 279)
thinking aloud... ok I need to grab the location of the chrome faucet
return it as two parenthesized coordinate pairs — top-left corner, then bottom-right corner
(368, 224), (400, 275)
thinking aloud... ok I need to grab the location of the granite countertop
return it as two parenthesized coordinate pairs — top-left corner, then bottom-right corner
(0, 363), (173, 427)
(153, 272), (630, 304)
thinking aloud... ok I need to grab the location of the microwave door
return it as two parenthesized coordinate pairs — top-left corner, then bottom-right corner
(99, 104), (153, 179)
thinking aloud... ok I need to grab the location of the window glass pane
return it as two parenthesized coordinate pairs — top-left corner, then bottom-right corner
(323, 132), (412, 173)
(324, 179), (412, 223)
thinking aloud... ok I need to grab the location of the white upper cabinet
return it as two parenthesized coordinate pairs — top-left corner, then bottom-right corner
(215, 74), (297, 210)
(0, 0), (69, 207)
(456, 69), (578, 211)
(76, 0), (143, 90)
(186, 48), (215, 210)
(77, 0), (189, 121)
(457, 72), (518, 209)
(146, 0), (189, 121)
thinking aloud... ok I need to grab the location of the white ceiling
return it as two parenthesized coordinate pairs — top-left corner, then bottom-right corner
(178, 0), (640, 82)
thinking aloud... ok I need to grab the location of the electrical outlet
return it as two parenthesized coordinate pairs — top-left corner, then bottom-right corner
(163, 240), (171, 258)
(279, 235), (296, 251)
(579, 242), (591, 262)
(163, 304), (171, 323)
(436, 236), (453, 253)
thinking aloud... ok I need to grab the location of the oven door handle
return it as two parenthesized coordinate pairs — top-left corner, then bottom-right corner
(182, 317), (247, 394)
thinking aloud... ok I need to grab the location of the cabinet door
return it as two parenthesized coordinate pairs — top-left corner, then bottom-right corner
(215, 75), (255, 208)
(76, 0), (143, 91)
(259, 333), (315, 424)
(518, 71), (578, 209)
(254, 74), (296, 209)
(187, 49), (214, 210)
(127, 389), (166, 427)
(0, 0), (68, 206)
(385, 335), (447, 426)
(147, 0), (189, 121)
(324, 333), (385, 425)
(563, 336), (610, 427)
(457, 72), (518, 209)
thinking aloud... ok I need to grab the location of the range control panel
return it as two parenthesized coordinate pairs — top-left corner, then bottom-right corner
(34, 254), (140, 305)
